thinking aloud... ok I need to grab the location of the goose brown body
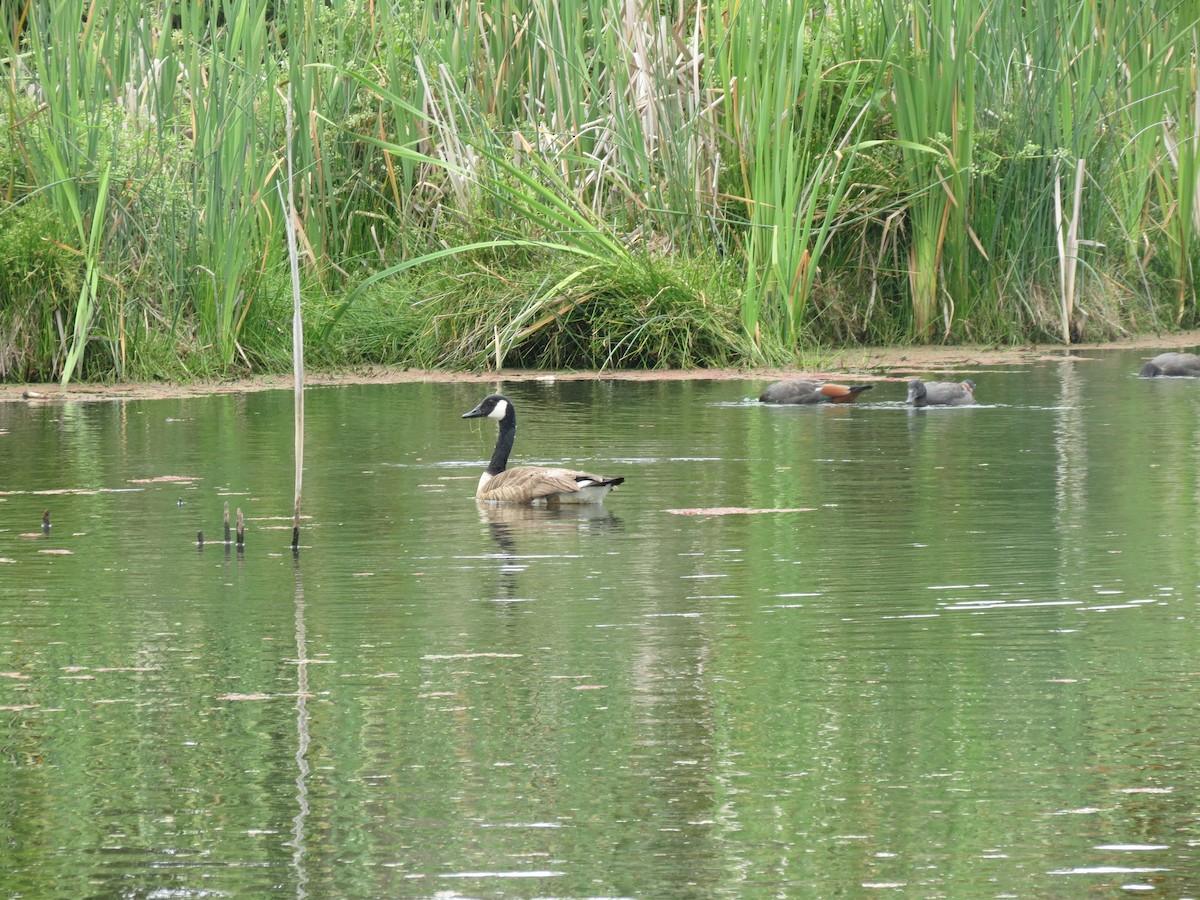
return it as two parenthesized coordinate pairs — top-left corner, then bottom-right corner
(1139, 352), (1200, 377)
(462, 394), (624, 504)
(758, 379), (874, 404)
(907, 379), (977, 407)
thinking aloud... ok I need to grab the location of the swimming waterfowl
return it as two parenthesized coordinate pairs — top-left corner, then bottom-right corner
(1138, 352), (1200, 377)
(759, 379), (874, 404)
(907, 379), (977, 407)
(461, 394), (624, 504)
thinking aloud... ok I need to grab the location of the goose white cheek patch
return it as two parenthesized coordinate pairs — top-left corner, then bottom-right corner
(488, 400), (509, 420)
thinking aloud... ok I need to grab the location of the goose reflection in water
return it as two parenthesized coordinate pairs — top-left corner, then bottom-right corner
(475, 502), (620, 602)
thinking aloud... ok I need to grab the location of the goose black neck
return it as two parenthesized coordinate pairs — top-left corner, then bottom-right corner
(488, 412), (516, 475)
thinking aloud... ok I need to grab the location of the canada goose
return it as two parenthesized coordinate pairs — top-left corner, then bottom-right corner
(907, 379), (977, 407)
(461, 394), (624, 504)
(1139, 352), (1200, 377)
(758, 379), (874, 404)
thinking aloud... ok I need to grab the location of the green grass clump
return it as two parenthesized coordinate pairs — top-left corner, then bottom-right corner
(322, 251), (756, 371)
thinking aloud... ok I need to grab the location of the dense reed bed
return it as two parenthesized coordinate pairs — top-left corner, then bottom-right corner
(1, 0), (1198, 382)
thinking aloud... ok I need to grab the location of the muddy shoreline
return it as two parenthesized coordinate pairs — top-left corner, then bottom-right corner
(3, 334), (1197, 402)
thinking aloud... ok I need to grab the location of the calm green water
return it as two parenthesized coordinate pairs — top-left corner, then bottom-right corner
(2, 351), (1200, 898)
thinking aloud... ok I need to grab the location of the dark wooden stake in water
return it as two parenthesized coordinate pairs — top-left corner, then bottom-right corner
(223, 502), (232, 544)
(236, 508), (245, 548)
(42, 509), (50, 533)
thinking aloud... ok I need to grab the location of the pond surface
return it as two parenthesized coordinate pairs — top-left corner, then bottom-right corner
(2, 350), (1199, 898)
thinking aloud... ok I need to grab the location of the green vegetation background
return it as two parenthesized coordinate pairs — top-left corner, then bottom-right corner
(1, 0), (1198, 383)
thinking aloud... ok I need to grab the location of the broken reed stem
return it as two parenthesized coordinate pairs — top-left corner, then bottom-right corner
(1055, 157), (1086, 344)
(278, 85), (305, 552)
(236, 508), (245, 547)
(223, 501), (231, 544)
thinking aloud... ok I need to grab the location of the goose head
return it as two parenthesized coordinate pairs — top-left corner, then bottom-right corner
(462, 394), (514, 424)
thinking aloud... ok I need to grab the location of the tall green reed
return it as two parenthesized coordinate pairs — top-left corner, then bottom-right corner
(13, 0), (155, 381)
(714, 1), (880, 349)
(1044, 1), (1124, 340)
(1157, 27), (1200, 325)
(177, 0), (283, 366)
(880, 0), (979, 341)
(977, 0), (1111, 342)
(322, 0), (739, 363)
(2, 0), (408, 379)
(426, 0), (727, 250)
(4, 0), (283, 378)
(415, 0), (883, 353)
(12, 0), (1200, 380)
(278, 0), (415, 269)
(1112, 5), (1170, 316)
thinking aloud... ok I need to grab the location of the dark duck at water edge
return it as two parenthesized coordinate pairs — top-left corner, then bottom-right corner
(907, 379), (977, 407)
(462, 394), (624, 504)
(758, 379), (874, 404)
(1138, 352), (1200, 377)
